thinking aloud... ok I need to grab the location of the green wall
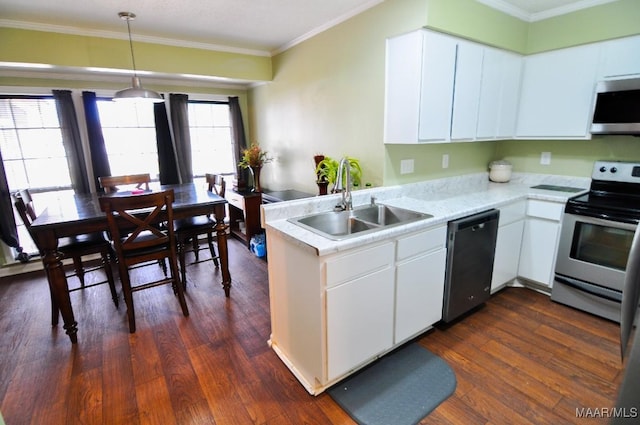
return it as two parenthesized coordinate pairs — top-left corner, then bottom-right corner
(497, 137), (640, 177)
(527, 0), (640, 54)
(250, 0), (640, 192)
(0, 27), (272, 82)
(249, 0), (431, 192)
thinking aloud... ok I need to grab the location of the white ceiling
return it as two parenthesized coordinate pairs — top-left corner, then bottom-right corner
(0, 0), (619, 56)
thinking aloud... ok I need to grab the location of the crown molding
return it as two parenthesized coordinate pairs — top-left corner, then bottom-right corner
(475, 0), (619, 22)
(272, 0), (384, 55)
(530, 0), (619, 21)
(0, 19), (271, 57)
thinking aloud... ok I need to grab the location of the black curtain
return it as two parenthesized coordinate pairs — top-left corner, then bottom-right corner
(0, 147), (20, 250)
(169, 94), (192, 184)
(229, 96), (249, 189)
(82, 91), (111, 192)
(53, 90), (90, 194)
(154, 100), (180, 185)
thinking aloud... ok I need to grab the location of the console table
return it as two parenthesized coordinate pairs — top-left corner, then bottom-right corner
(226, 190), (262, 248)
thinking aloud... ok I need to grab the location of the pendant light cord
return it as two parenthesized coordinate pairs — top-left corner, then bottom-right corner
(125, 17), (138, 78)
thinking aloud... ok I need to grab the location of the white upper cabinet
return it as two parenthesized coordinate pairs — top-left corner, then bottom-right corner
(385, 30), (639, 142)
(515, 43), (601, 139)
(384, 29), (522, 144)
(450, 41), (484, 141)
(384, 30), (456, 143)
(477, 48), (523, 140)
(599, 35), (640, 79)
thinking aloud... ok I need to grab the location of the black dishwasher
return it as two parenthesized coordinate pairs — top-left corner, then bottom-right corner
(442, 209), (499, 323)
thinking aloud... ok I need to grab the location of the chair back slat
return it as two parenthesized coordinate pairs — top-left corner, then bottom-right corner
(98, 174), (151, 193)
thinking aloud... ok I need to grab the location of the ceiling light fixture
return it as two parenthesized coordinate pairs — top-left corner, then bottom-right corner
(113, 11), (164, 103)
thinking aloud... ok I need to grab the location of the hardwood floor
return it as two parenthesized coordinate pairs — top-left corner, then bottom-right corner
(0, 238), (624, 424)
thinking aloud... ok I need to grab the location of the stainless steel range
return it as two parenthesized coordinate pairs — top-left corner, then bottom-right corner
(552, 160), (640, 322)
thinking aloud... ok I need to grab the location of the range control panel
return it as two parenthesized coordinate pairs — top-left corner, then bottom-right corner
(592, 161), (640, 183)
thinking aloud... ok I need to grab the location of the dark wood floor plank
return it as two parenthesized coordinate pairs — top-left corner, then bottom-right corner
(0, 239), (624, 425)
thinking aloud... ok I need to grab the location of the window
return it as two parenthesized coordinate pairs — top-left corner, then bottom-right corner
(96, 100), (159, 178)
(96, 99), (236, 182)
(188, 101), (235, 177)
(0, 97), (71, 190)
(0, 96), (73, 256)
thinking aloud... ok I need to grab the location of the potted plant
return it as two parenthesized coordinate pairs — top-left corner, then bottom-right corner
(238, 142), (272, 192)
(315, 156), (362, 193)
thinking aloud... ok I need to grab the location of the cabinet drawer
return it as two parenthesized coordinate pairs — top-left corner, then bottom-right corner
(526, 200), (563, 221)
(396, 226), (446, 262)
(326, 243), (394, 288)
(226, 193), (245, 211)
(499, 201), (526, 226)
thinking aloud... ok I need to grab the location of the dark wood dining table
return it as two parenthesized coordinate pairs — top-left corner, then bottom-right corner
(29, 183), (231, 344)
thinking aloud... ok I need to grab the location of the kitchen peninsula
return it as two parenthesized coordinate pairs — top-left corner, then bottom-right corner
(261, 172), (589, 395)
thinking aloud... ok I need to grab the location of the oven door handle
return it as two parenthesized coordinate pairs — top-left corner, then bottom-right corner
(555, 275), (622, 303)
(564, 213), (638, 231)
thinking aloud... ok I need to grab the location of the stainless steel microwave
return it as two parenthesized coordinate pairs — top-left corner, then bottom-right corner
(590, 78), (640, 135)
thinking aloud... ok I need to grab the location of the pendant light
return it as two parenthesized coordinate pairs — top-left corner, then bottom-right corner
(113, 12), (164, 103)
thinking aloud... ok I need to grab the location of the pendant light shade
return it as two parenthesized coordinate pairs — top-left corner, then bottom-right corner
(113, 12), (164, 103)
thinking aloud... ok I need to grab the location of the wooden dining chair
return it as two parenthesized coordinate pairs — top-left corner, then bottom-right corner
(98, 173), (170, 274)
(13, 189), (118, 325)
(174, 174), (226, 286)
(99, 189), (189, 333)
(98, 173), (151, 193)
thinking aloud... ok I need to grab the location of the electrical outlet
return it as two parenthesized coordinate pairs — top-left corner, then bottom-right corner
(442, 154), (449, 169)
(400, 159), (414, 174)
(540, 152), (551, 165)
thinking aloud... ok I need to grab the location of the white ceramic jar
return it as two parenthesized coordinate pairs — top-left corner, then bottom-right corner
(489, 160), (512, 183)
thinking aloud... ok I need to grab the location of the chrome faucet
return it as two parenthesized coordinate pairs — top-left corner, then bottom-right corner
(334, 157), (353, 211)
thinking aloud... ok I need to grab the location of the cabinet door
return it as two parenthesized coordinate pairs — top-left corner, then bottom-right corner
(395, 249), (446, 343)
(476, 47), (503, 140)
(326, 266), (394, 380)
(450, 41), (484, 141)
(518, 218), (561, 286)
(601, 35), (640, 78)
(491, 220), (524, 292)
(418, 31), (457, 142)
(516, 43), (600, 139)
(496, 51), (523, 138)
(384, 31), (423, 143)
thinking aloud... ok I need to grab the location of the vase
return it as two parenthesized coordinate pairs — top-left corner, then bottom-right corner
(316, 181), (329, 196)
(249, 166), (262, 192)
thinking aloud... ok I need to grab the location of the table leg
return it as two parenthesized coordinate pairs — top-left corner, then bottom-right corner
(38, 232), (78, 344)
(214, 204), (232, 297)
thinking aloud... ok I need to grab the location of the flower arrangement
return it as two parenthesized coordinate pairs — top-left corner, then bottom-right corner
(238, 142), (272, 169)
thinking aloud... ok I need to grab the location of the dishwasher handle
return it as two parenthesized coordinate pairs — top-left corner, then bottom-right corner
(449, 209), (500, 232)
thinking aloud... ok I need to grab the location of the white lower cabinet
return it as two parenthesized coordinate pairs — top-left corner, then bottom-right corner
(326, 265), (394, 380)
(395, 226), (447, 343)
(517, 200), (564, 287)
(491, 201), (525, 292)
(267, 225), (447, 395)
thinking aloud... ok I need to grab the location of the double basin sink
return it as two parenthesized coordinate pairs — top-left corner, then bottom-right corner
(289, 203), (432, 240)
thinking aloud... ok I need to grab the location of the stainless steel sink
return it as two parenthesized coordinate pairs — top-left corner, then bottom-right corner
(353, 204), (428, 226)
(289, 204), (432, 240)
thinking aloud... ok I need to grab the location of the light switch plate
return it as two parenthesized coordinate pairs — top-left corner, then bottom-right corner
(442, 154), (449, 169)
(540, 152), (551, 165)
(400, 159), (414, 174)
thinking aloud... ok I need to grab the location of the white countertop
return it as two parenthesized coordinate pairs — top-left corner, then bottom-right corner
(261, 172), (590, 256)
